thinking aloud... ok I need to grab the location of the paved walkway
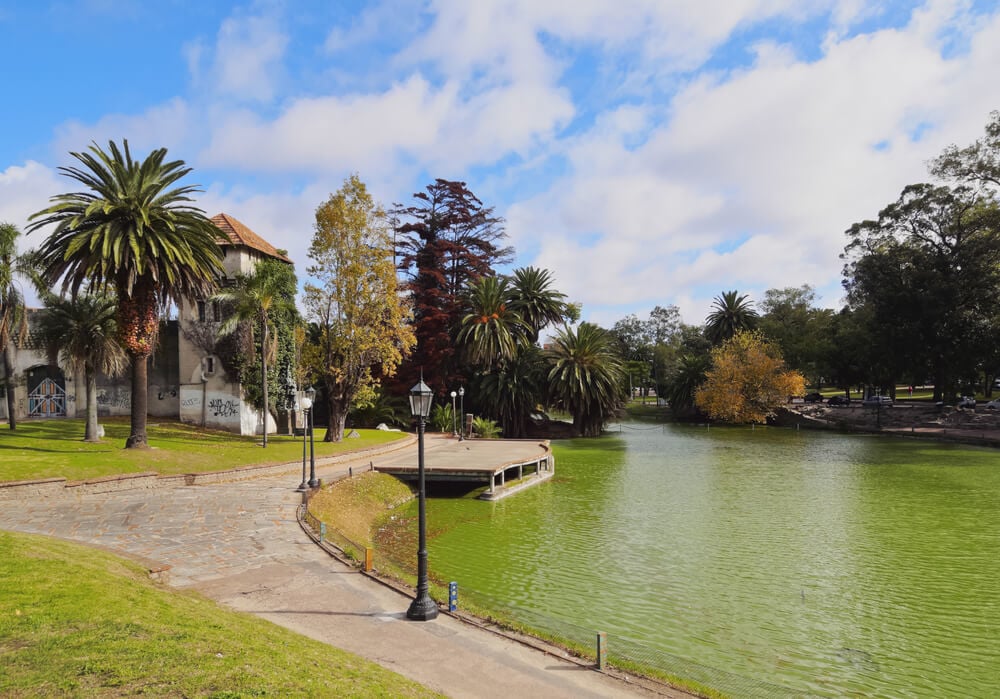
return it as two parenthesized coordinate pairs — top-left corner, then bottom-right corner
(0, 435), (682, 698)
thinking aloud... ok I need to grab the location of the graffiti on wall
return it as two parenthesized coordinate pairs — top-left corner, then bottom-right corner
(208, 397), (239, 418)
(96, 388), (131, 410)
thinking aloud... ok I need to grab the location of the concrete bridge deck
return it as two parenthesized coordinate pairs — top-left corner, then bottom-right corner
(374, 437), (554, 500)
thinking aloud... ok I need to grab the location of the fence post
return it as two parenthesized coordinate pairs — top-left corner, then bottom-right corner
(364, 547), (373, 572)
(449, 581), (458, 612)
(596, 631), (607, 671)
(319, 522), (326, 540)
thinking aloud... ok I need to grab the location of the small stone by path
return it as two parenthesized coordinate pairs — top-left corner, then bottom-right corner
(0, 435), (686, 698)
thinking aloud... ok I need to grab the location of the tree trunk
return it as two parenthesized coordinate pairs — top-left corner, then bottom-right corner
(83, 364), (100, 442)
(126, 354), (149, 449)
(3, 344), (16, 430)
(260, 320), (269, 448)
(326, 395), (348, 442)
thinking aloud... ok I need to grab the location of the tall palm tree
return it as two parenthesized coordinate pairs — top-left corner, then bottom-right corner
(457, 275), (530, 370)
(29, 140), (223, 448)
(36, 290), (126, 441)
(0, 222), (27, 429)
(508, 266), (569, 343)
(705, 290), (759, 345)
(213, 258), (296, 447)
(545, 322), (626, 437)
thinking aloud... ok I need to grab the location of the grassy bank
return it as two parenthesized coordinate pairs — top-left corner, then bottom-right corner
(0, 418), (407, 482)
(0, 530), (439, 698)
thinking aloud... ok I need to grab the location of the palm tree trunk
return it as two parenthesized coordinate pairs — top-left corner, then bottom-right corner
(261, 319), (268, 447)
(84, 364), (99, 442)
(3, 344), (16, 430)
(126, 353), (149, 449)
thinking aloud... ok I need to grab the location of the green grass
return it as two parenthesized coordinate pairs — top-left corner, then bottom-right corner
(0, 530), (440, 698)
(0, 418), (407, 483)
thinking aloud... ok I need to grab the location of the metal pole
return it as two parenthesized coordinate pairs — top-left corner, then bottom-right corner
(450, 391), (457, 437)
(458, 388), (465, 441)
(308, 406), (317, 488)
(297, 407), (308, 492)
(407, 414), (438, 620)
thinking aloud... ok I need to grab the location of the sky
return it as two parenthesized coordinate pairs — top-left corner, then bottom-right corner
(2, 0), (999, 327)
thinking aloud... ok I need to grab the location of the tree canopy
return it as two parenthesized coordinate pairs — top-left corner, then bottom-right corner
(694, 331), (805, 424)
(305, 174), (415, 442)
(28, 140), (223, 448)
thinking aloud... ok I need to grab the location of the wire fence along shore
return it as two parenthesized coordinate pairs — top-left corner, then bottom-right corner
(300, 482), (801, 699)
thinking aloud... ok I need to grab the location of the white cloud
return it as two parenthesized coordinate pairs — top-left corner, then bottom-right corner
(0, 160), (62, 241)
(190, 10), (288, 103)
(507, 1), (1000, 325)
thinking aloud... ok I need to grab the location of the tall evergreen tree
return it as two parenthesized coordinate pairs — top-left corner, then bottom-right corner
(394, 179), (512, 395)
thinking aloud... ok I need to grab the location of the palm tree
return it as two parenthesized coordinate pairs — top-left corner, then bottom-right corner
(29, 140), (223, 448)
(545, 322), (626, 436)
(664, 353), (710, 418)
(36, 290), (127, 441)
(213, 258), (296, 447)
(476, 345), (546, 438)
(0, 222), (27, 429)
(705, 290), (759, 344)
(457, 275), (530, 369)
(508, 266), (569, 343)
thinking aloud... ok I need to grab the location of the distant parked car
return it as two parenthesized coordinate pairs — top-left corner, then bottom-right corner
(957, 396), (976, 408)
(803, 392), (824, 403)
(862, 395), (893, 407)
(827, 395), (851, 406)
(984, 399), (1000, 410)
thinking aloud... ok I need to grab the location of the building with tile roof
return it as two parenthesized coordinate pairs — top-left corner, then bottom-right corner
(1, 215), (296, 438)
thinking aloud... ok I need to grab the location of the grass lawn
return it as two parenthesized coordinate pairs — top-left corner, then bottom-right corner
(0, 530), (439, 698)
(0, 418), (408, 483)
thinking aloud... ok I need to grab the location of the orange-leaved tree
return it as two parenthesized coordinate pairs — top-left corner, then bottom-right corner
(694, 330), (805, 424)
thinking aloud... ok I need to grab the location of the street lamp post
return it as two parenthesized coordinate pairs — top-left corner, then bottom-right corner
(458, 387), (465, 441)
(306, 386), (317, 488)
(406, 377), (438, 621)
(450, 390), (457, 437)
(297, 389), (311, 492)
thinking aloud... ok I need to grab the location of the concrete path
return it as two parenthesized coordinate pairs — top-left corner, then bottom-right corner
(0, 435), (682, 698)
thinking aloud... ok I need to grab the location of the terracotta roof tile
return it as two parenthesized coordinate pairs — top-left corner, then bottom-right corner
(210, 213), (292, 263)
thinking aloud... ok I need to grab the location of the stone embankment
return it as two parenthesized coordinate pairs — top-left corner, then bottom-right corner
(782, 401), (1000, 446)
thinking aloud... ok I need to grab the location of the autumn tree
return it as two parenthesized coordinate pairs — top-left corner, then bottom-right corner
(394, 179), (512, 395)
(305, 174), (415, 442)
(694, 331), (805, 424)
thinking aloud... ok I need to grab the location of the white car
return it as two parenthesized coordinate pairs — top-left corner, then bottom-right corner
(984, 399), (1000, 410)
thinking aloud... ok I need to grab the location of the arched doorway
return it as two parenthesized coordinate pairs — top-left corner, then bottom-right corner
(27, 365), (67, 417)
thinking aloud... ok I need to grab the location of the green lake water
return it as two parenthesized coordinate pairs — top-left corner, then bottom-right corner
(415, 424), (1000, 697)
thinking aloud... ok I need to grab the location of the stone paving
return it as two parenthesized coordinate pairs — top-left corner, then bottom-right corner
(0, 434), (680, 698)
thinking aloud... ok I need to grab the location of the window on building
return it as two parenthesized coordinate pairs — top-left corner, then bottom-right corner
(205, 357), (215, 375)
(211, 301), (221, 322)
(197, 300), (206, 322)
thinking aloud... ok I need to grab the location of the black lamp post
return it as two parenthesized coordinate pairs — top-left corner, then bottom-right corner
(406, 377), (438, 621)
(297, 389), (311, 492)
(450, 390), (457, 437)
(458, 387), (465, 441)
(305, 386), (317, 488)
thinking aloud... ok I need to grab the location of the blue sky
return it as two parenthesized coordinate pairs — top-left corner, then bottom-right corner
(3, 0), (1000, 327)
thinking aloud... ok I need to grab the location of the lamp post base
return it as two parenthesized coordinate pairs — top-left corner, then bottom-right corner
(406, 593), (439, 621)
